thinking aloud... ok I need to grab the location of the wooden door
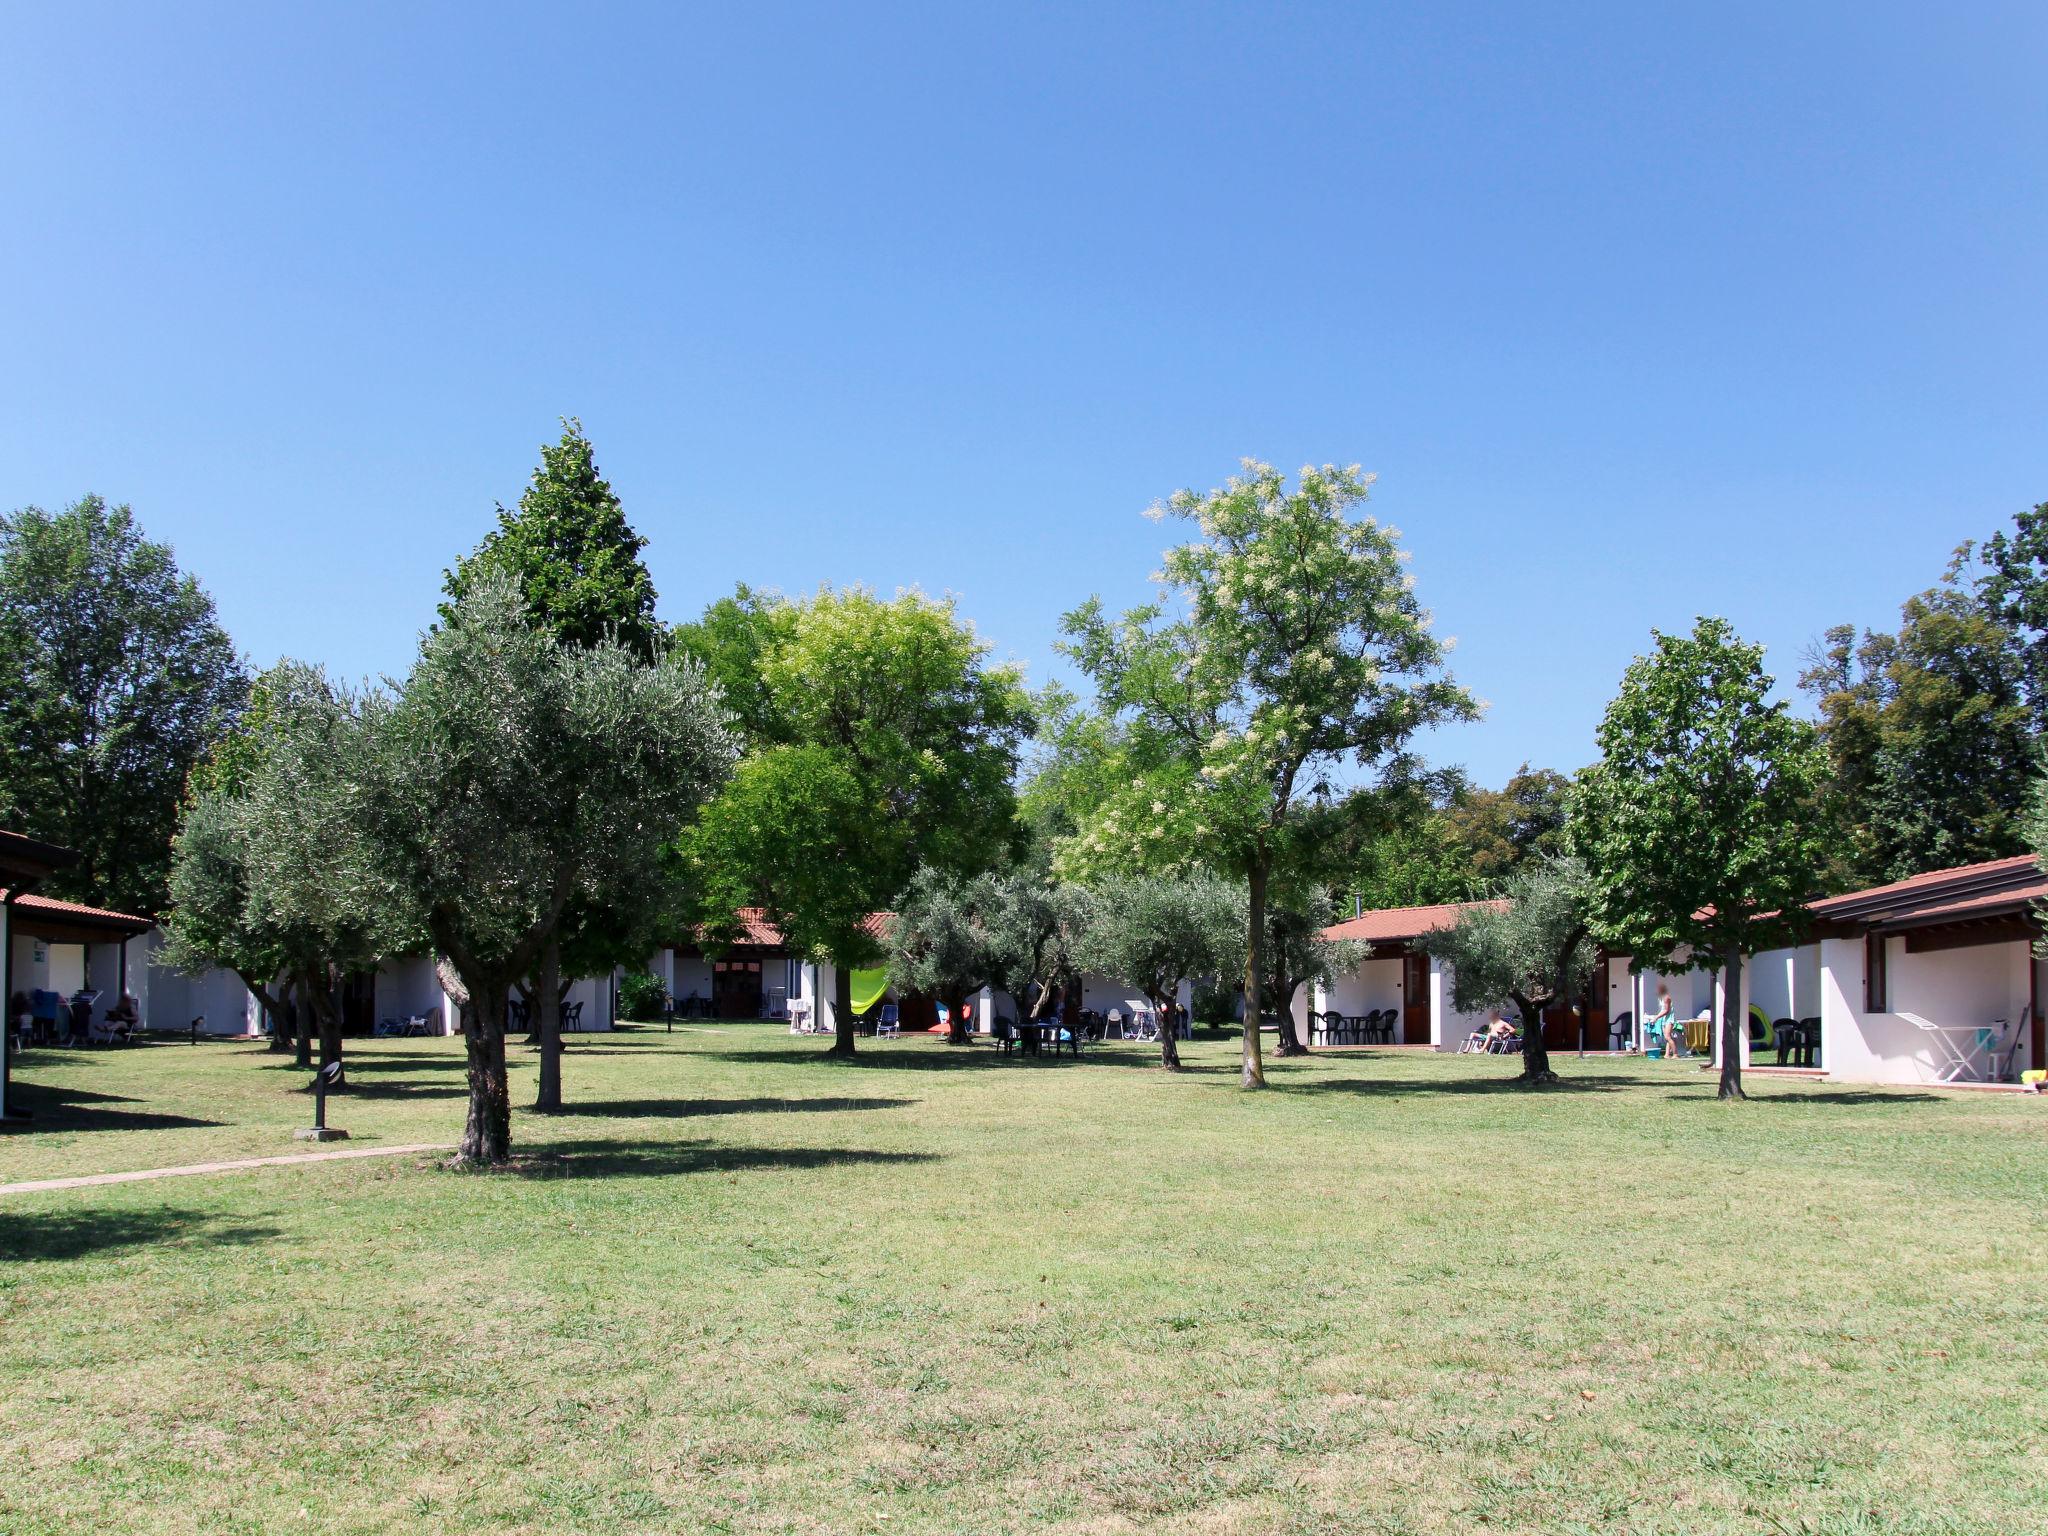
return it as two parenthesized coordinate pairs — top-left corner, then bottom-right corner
(1402, 952), (1431, 1043)
(712, 959), (762, 1020)
(340, 971), (376, 1035)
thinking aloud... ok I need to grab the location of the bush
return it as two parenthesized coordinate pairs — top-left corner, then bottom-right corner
(617, 971), (668, 1022)
(1190, 980), (1237, 1025)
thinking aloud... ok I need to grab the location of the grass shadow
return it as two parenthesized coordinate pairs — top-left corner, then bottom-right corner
(712, 1045), (1224, 1073)
(1, 1080), (226, 1133)
(1740, 1088), (1944, 1106)
(1294, 1073), (1672, 1098)
(503, 1138), (940, 1181)
(0, 1206), (283, 1262)
(554, 1096), (918, 1120)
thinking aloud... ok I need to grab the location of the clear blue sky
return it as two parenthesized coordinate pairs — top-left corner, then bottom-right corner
(5, 3), (2044, 787)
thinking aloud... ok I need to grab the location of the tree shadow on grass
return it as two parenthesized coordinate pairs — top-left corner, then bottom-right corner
(710, 1045), (1230, 1074)
(339, 1080), (469, 1101)
(0, 1206), (283, 1262)
(1738, 1088), (1943, 1106)
(503, 1138), (940, 1181)
(1, 1081), (226, 1133)
(1291, 1073), (1672, 1099)
(553, 1096), (918, 1120)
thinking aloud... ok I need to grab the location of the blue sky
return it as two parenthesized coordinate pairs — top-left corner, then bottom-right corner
(5, 2), (2044, 787)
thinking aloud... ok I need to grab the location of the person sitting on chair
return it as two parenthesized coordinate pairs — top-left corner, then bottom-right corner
(105, 991), (140, 1039)
(1484, 1011), (1518, 1051)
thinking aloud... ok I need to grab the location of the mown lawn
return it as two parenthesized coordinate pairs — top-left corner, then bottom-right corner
(2, 1027), (2044, 1535)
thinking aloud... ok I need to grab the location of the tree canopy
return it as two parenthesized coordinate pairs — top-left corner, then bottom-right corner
(362, 577), (731, 1160)
(1059, 460), (1476, 1087)
(1421, 857), (1598, 1085)
(0, 495), (246, 913)
(679, 584), (1030, 1056)
(442, 420), (663, 658)
(1576, 616), (1828, 1100)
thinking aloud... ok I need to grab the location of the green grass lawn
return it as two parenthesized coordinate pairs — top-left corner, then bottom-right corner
(3, 1028), (2044, 1535)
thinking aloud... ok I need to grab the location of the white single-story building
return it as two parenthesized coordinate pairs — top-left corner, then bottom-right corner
(1791, 856), (2044, 1087)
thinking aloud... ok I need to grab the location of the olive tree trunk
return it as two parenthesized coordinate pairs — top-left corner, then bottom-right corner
(460, 981), (513, 1163)
(1153, 989), (1182, 1071)
(1718, 945), (1747, 1101)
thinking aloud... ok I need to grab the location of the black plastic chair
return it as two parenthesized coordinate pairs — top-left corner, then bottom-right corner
(1795, 1016), (1822, 1068)
(1315, 1009), (1343, 1046)
(1608, 1011), (1634, 1051)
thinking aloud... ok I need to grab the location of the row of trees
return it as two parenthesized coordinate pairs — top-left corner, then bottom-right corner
(8, 429), (2041, 1138)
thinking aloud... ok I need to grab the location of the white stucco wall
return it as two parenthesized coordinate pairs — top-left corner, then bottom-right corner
(1429, 955), (1498, 1049)
(1820, 933), (2033, 1085)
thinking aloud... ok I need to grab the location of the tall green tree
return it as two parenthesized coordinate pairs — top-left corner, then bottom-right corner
(679, 585), (1029, 1057)
(1802, 551), (2033, 886)
(1576, 617), (1828, 1100)
(0, 495), (246, 913)
(1443, 763), (1574, 886)
(444, 420), (683, 1107)
(362, 578), (730, 1161)
(1421, 856), (1598, 1085)
(1978, 499), (2048, 736)
(1061, 460), (1476, 1088)
(442, 419), (662, 658)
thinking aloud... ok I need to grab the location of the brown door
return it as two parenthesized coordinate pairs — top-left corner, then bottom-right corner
(712, 959), (762, 1020)
(1402, 952), (1431, 1043)
(340, 971), (376, 1035)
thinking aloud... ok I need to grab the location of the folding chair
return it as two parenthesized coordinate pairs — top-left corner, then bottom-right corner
(877, 1003), (901, 1038)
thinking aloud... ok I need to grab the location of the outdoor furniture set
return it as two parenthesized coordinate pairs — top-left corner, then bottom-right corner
(1311, 1009), (1398, 1046)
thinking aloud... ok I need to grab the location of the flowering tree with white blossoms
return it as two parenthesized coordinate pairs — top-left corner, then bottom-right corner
(1061, 460), (1476, 1088)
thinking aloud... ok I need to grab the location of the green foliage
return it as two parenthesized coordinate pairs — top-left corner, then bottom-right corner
(1979, 499), (2048, 736)
(887, 867), (1001, 1008)
(1801, 549), (2033, 886)
(1190, 979), (1236, 1024)
(1057, 460), (1476, 1083)
(361, 575), (731, 1156)
(162, 662), (402, 1061)
(679, 585), (1030, 980)
(1073, 874), (1240, 1012)
(682, 745), (884, 969)
(1576, 615), (1828, 1087)
(0, 495), (247, 912)
(374, 575), (731, 975)
(617, 970), (669, 1022)
(442, 420), (662, 658)
(670, 583), (797, 748)
(1443, 763), (1574, 886)
(1422, 856), (1598, 1080)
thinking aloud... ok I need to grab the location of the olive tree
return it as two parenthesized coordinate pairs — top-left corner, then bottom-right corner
(1072, 874), (1240, 1070)
(362, 579), (730, 1161)
(1061, 460), (1476, 1087)
(1420, 857), (1598, 1086)
(163, 663), (398, 1082)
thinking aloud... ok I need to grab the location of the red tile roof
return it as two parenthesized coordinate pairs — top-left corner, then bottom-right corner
(1806, 854), (2047, 932)
(688, 907), (895, 950)
(1322, 899), (1506, 945)
(1, 889), (156, 935)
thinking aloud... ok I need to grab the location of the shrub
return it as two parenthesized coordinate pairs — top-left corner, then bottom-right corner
(617, 970), (668, 1022)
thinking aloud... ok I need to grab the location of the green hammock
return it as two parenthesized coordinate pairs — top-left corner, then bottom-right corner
(849, 967), (890, 1016)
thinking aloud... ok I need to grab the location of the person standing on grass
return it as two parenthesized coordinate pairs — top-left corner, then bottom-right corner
(1643, 983), (1675, 1053)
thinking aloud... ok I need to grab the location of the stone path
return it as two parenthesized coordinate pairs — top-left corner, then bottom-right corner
(0, 1143), (452, 1197)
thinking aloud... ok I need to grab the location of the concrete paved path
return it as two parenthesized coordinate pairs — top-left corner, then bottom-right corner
(0, 1142), (451, 1197)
